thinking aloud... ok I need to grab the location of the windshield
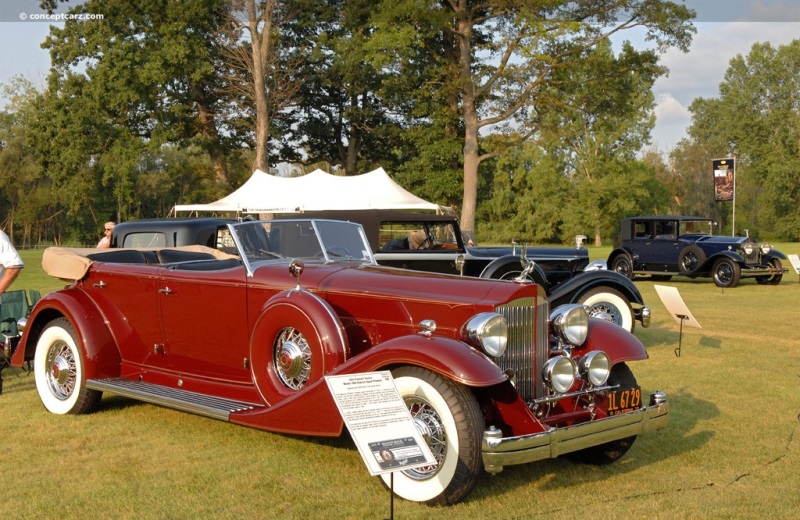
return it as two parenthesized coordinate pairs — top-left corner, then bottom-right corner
(681, 219), (715, 235)
(229, 219), (375, 273)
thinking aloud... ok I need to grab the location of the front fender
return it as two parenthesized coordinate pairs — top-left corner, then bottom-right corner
(12, 288), (121, 379)
(548, 270), (645, 308)
(329, 334), (507, 388)
(479, 255), (550, 288)
(583, 318), (648, 364)
(701, 250), (743, 271)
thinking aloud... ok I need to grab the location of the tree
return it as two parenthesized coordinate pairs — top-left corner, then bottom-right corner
(680, 40), (800, 239)
(0, 77), (57, 246)
(479, 142), (570, 243)
(38, 0), (235, 195)
(226, 0), (305, 172)
(271, 0), (408, 175)
(537, 39), (669, 245)
(371, 0), (695, 239)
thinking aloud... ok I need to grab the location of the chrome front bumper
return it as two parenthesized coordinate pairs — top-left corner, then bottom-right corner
(482, 391), (668, 474)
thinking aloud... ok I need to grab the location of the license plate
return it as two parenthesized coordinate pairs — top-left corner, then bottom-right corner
(606, 386), (642, 416)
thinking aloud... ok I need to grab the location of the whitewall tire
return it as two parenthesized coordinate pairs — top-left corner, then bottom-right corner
(34, 318), (101, 415)
(381, 367), (483, 506)
(578, 287), (635, 333)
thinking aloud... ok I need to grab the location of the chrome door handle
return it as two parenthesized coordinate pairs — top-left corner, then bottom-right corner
(92, 281), (106, 289)
(159, 287), (173, 295)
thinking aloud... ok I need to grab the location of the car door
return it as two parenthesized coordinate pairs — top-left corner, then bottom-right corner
(157, 262), (251, 382)
(81, 261), (163, 369)
(640, 220), (680, 272)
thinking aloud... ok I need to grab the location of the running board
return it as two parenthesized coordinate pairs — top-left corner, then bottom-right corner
(87, 377), (263, 421)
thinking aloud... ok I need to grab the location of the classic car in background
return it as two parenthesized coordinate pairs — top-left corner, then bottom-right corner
(608, 216), (787, 288)
(15, 218), (668, 506)
(112, 213), (651, 332)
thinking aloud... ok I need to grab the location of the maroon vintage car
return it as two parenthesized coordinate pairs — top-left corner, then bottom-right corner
(12, 219), (668, 506)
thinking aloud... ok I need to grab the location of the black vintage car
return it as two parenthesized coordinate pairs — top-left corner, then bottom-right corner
(113, 212), (650, 332)
(608, 215), (787, 288)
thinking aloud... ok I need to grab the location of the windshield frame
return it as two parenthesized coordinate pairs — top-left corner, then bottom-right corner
(228, 218), (376, 277)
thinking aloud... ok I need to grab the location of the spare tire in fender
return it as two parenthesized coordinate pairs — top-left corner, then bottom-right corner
(250, 289), (349, 405)
(678, 246), (706, 275)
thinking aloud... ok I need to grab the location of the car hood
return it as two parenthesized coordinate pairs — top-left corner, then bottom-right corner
(695, 235), (754, 246)
(253, 262), (544, 335)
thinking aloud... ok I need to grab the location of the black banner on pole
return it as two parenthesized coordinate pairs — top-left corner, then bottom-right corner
(713, 158), (734, 202)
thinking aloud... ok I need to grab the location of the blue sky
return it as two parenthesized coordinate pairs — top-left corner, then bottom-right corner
(1, 1), (799, 152)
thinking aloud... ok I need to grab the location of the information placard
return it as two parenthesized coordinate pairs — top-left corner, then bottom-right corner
(654, 285), (701, 328)
(325, 371), (436, 476)
(788, 254), (800, 275)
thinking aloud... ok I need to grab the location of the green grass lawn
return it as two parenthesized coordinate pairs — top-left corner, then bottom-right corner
(2, 246), (799, 519)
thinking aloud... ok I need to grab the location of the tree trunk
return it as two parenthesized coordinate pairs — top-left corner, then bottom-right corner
(455, 4), (479, 240)
(247, 0), (274, 173)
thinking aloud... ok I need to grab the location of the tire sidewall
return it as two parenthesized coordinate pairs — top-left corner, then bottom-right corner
(713, 258), (740, 288)
(611, 255), (632, 279)
(579, 288), (634, 332)
(34, 321), (85, 415)
(381, 373), (461, 503)
(678, 246), (706, 275)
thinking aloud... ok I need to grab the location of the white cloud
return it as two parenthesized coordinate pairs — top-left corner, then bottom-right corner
(648, 21), (800, 150)
(654, 92), (690, 124)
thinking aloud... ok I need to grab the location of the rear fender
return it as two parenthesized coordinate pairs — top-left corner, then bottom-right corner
(548, 270), (644, 308)
(582, 318), (648, 364)
(12, 288), (121, 379)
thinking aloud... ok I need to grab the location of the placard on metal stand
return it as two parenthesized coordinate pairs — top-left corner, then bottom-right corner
(788, 254), (800, 284)
(325, 372), (437, 519)
(654, 285), (702, 357)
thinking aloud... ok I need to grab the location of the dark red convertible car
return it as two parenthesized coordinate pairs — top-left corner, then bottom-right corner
(12, 218), (668, 505)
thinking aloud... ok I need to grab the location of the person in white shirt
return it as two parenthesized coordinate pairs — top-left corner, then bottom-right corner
(97, 221), (115, 248)
(0, 229), (23, 295)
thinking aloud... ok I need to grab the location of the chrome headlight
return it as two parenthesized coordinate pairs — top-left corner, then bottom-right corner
(743, 242), (754, 255)
(550, 304), (589, 346)
(463, 312), (508, 357)
(760, 243), (772, 254)
(579, 351), (610, 386)
(543, 355), (577, 394)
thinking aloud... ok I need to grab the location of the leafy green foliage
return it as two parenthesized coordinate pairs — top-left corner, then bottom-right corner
(675, 40), (800, 240)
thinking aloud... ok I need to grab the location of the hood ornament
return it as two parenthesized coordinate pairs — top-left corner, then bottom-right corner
(515, 245), (535, 283)
(289, 259), (304, 290)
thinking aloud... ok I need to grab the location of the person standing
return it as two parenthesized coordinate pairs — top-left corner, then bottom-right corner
(0, 229), (23, 295)
(97, 221), (115, 248)
(0, 229), (23, 395)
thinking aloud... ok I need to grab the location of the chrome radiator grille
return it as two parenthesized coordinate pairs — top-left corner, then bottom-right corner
(495, 297), (549, 403)
(742, 248), (760, 265)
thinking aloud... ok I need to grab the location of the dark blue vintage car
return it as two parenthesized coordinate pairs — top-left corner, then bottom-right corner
(608, 216), (787, 288)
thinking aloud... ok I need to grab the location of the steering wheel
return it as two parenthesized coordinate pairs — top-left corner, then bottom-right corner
(417, 236), (434, 250)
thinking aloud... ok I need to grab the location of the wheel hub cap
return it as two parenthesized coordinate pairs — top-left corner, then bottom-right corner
(45, 343), (76, 400)
(274, 328), (311, 390)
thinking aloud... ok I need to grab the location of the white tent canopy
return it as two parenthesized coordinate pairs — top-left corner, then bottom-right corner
(173, 167), (441, 214)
